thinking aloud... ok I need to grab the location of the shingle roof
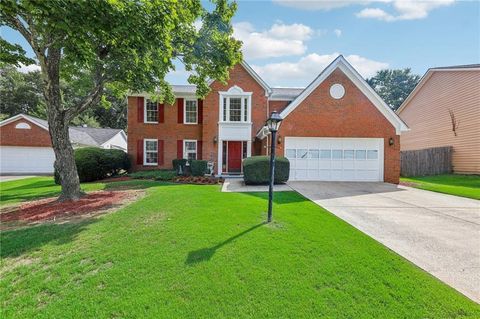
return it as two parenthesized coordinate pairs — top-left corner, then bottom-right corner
(15, 114), (123, 147)
(170, 85), (304, 101)
(171, 85), (197, 94)
(69, 127), (123, 146)
(270, 87), (304, 100)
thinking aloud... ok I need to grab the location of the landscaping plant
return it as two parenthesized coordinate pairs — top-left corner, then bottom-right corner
(243, 156), (290, 185)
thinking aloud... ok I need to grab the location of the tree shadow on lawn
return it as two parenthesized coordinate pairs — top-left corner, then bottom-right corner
(0, 219), (97, 259)
(185, 223), (264, 265)
(0, 179), (56, 192)
(0, 190), (63, 206)
(240, 191), (309, 205)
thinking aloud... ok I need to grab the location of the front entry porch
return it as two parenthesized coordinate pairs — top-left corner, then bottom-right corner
(219, 140), (250, 175)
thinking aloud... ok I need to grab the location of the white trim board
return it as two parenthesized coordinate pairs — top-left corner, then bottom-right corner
(0, 114), (49, 131)
(278, 55), (409, 135)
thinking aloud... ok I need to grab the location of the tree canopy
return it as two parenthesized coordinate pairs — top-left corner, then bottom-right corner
(367, 68), (421, 111)
(0, 0), (242, 200)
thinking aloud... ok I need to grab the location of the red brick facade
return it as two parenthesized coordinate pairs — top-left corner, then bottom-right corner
(0, 119), (52, 147)
(127, 62), (401, 183)
(276, 69), (400, 183)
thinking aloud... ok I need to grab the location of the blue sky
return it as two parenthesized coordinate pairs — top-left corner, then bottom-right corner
(2, 0), (479, 87)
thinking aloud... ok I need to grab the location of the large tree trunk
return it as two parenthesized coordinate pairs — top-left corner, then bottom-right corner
(43, 47), (83, 201)
(48, 112), (83, 201)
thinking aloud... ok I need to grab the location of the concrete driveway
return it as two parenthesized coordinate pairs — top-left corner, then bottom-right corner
(0, 175), (37, 182)
(288, 181), (480, 303)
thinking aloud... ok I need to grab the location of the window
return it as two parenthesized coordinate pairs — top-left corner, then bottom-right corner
(320, 150), (331, 159)
(367, 150), (378, 160)
(355, 150), (366, 160)
(184, 99), (198, 124)
(332, 150), (343, 159)
(308, 149), (319, 158)
(344, 150), (354, 159)
(144, 139), (158, 165)
(219, 93), (251, 122)
(229, 98), (242, 121)
(297, 149), (308, 159)
(286, 149), (296, 159)
(145, 100), (158, 123)
(184, 140), (197, 160)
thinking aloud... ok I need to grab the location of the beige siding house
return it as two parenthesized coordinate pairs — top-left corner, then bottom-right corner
(397, 64), (480, 174)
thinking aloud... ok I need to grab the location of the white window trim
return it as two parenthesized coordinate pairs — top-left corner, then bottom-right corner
(183, 98), (198, 125)
(183, 139), (197, 160)
(143, 138), (158, 166)
(144, 99), (159, 124)
(219, 86), (252, 124)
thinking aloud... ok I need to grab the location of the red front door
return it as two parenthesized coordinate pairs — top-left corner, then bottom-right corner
(227, 141), (242, 173)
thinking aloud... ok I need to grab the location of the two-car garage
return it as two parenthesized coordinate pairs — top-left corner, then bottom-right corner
(284, 137), (384, 182)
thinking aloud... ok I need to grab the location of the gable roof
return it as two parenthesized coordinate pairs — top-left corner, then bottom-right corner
(278, 55), (409, 134)
(270, 87), (304, 101)
(0, 113), (125, 147)
(239, 61), (272, 96)
(397, 64), (480, 114)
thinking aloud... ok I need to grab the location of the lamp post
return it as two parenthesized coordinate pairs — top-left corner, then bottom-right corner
(266, 111), (283, 223)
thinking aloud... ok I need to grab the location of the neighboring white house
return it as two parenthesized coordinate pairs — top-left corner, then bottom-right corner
(0, 114), (127, 174)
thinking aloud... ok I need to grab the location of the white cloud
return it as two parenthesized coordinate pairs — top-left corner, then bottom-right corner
(274, 0), (455, 21)
(17, 63), (40, 73)
(356, 8), (394, 20)
(357, 0), (455, 21)
(273, 0), (373, 11)
(252, 53), (388, 86)
(333, 29), (342, 37)
(233, 22), (314, 59)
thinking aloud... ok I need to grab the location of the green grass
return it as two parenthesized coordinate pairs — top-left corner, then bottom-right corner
(0, 177), (106, 206)
(401, 174), (480, 200)
(128, 169), (177, 181)
(1, 180), (479, 318)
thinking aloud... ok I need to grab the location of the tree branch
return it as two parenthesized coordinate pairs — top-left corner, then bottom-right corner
(65, 74), (105, 122)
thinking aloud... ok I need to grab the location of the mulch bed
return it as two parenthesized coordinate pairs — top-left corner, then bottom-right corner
(1, 190), (136, 223)
(173, 176), (224, 185)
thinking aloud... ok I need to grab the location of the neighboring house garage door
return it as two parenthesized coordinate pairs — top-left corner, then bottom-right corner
(0, 146), (55, 174)
(284, 137), (384, 181)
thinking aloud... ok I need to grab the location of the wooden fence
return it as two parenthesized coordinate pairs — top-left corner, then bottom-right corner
(400, 146), (452, 177)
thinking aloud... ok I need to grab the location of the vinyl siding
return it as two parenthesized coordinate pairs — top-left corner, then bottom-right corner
(398, 70), (480, 173)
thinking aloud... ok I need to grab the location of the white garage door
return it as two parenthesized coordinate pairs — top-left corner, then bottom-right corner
(285, 137), (384, 181)
(0, 146), (55, 174)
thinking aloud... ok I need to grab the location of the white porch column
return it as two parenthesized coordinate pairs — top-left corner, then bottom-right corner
(217, 139), (223, 176)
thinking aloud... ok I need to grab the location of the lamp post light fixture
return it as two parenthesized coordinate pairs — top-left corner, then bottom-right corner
(266, 111), (283, 223)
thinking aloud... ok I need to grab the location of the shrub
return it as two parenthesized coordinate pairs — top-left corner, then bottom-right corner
(243, 156), (290, 185)
(129, 169), (176, 181)
(172, 159), (188, 174)
(104, 149), (131, 175)
(54, 147), (130, 184)
(190, 160), (208, 176)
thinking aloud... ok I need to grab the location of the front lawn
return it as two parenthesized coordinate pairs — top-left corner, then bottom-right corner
(1, 179), (479, 318)
(401, 174), (480, 200)
(0, 177), (105, 206)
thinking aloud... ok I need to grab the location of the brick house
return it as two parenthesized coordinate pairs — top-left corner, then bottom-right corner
(128, 55), (408, 183)
(0, 114), (127, 174)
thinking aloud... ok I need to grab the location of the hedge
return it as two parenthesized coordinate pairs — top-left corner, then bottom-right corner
(243, 156), (290, 185)
(129, 169), (176, 181)
(190, 160), (208, 176)
(55, 147), (130, 184)
(172, 159), (188, 174)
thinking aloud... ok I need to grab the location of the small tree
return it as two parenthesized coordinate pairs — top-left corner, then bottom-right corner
(0, 0), (242, 200)
(367, 68), (420, 111)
